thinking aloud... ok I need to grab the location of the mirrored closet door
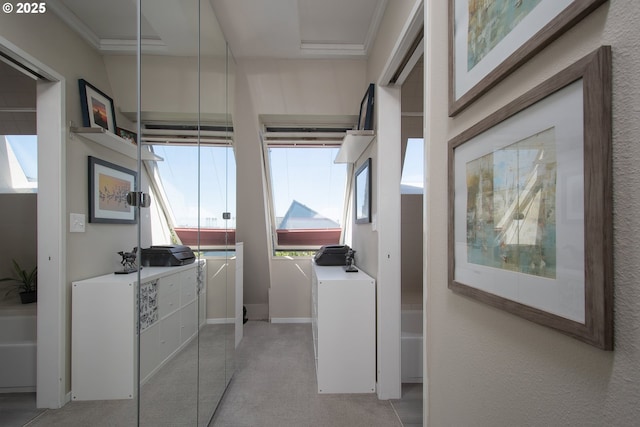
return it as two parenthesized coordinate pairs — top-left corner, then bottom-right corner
(133, 1), (236, 425)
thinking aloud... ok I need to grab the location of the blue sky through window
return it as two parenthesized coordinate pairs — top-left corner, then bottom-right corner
(401, 138), (424, 193)
(5, 135), (37, 182)
(268, 146), (347, 228)
(152, 144), (236, 228)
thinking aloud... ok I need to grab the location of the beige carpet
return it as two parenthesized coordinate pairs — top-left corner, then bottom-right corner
(22, 321), (404, 426)
(210, 321), (402, 427)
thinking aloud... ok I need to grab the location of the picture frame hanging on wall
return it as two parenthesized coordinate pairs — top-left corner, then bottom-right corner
(358, 84), (375, 131)
(88, 156), (137, 224)
(447, 46), (612, 349)
(355, 158), (372, 224)
(79, 78), (117, 133)
(448, 0), (608, 116)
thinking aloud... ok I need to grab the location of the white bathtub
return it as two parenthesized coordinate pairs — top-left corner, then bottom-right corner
(401, 305), (423, 383)
(0, 303), (37, 392)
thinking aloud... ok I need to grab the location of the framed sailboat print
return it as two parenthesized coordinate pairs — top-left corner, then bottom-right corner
(448, 0), (608, 115)
(447, 47), (613, 349)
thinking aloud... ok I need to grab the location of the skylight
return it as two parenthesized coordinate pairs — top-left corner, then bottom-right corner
(401, 138), (424, 194)
(1, 135), (38, 192)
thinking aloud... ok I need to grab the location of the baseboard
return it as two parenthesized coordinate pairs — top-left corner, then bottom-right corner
(206, 318), (235, 325)
(270, 317), (312, 324)
(0, 386), (36, 393)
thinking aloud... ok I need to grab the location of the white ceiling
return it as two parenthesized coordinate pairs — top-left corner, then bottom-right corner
(212, 0), (387, 58)
(47, 0), (387, 59)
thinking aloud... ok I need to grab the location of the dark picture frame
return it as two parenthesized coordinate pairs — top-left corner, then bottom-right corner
(79, 78), (117, 133)
(88, 156), (137, 224)
(448, 0), (608, 116)
(355, 158), (372, 224)
(447, 47), (612, 349)
(357, 83), (375, 130)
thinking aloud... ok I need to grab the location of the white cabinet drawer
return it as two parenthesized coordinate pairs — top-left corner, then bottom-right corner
(159, 286), (180, 318)
(180, 271), (197, 306)
(157, 273), (180, 294)
(180, 300), (198, 345)
(159, 311), (181, 361)
(140, 322), (159, 382)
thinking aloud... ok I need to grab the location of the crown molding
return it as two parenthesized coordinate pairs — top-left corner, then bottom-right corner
(47, 0), (101, 50)
(47, 0), (167, 54)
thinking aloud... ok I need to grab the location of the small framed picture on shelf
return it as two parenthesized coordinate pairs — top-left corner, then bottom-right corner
(116, 127), (137, 144)
(79, 79), (117, 133)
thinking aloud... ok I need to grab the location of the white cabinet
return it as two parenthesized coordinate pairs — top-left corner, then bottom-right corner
(311, 262), (376, 393)
(71, 261), (205, 401)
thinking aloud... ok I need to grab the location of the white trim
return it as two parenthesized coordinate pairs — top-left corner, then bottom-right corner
(299, 42), (367, 57)
(270, 317), (312, 324)
(378, 0), (424, 86)
(0, 387), (36, 393)
(235, 243), (244, 348)
(298, 0), (388, 58)
(375, 85), (402, 400)
(45, 0), (101, 50)
(207, 318), (235, 325)
(0, 35), (67, 409)
(363, 0), (390, 55)
(36, 78), (66, 410)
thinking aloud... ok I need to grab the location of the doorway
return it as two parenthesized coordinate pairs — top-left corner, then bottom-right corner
(0, 41), (66, 418)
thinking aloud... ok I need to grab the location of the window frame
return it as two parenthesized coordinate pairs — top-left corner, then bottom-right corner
(145, 141), (236, 250)
(262, 139), (351, 253)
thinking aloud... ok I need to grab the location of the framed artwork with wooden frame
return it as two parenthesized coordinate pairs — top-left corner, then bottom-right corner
(448, 46), (612, 350)
(448, 0), (608, 116)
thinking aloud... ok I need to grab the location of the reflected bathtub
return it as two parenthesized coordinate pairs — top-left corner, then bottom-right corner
(0, 303), (37, 392)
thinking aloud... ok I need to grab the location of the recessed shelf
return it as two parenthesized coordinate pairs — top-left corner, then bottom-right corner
(334, 130), (375, 164)
(71, 127), (163, 161)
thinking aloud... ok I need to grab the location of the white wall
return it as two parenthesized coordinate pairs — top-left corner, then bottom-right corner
(103, 55), (228, 122)
(425, 1), (640, 424)
(269, 257), (312, 321)
(205, 257), (236, 321)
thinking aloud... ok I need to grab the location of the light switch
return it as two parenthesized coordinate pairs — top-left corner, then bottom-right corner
(70, 213), (85, 233)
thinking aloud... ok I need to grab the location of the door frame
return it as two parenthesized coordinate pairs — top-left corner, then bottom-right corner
(0, 36), (67, 409)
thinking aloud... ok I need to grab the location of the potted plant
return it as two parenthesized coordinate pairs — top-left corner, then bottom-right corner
(0, 259), (37, 304)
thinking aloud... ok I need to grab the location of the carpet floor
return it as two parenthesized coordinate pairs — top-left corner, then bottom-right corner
(8, 321), (411, 426)
(210, 321), (402, 427)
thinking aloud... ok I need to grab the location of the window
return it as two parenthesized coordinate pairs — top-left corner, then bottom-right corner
(1, 135), (37, 192)
(151, 144), (236, 247)
(401, 137), (424, 194)
(266, 146), (347, 249)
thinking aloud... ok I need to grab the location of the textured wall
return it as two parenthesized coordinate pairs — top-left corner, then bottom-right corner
(425, 1), (640, 425)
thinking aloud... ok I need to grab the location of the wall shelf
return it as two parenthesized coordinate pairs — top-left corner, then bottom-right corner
(334, 130), (375, 164)
(71, 127), (163, 161)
